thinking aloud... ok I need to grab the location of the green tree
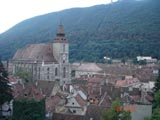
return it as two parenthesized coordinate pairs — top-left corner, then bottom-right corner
(153, 74), (160, 93)
(101, 99), (131, 120)
(151, 108), (160, 120)
(121, 57), (127, 64)
(119, 110), (131, 120)
(15, 68), (32, 83)
(154, 90), (160, 107)
(0, 60), (13, 116)
(12, 99), (45, 120)
(138, 60), (147, 65)
(150, 73), (160, 120)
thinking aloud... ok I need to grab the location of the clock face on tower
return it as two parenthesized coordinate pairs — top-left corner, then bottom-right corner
(62, 54), (66, 60)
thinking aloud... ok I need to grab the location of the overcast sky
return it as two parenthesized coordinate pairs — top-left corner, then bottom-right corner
(0, 0), (118, 33)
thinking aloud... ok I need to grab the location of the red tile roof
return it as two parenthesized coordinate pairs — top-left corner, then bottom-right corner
(46, 95), (61, 112)
(115, 78), (140, 87)
(75, 94), (87, 106)
(12, 83), (24, 98)
(88, 77), (103, 83)
(8, 75), (20, 83)
(87, 77), (104, 87)
(14, 84), (44, 101)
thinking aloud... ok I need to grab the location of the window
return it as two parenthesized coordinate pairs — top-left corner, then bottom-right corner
(63, 44), (65, 52)
(55, 68), (58, 76)
(72, 102), (74, 105)
(63, 67), (66, 78)
(24, 93), (27, 97)
(38, 67), (40, 79)
(47, 75), (49, 80)
(73, 110), (76, 113)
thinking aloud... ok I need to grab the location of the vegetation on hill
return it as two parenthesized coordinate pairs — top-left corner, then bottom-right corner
(0, 0), (160, 62)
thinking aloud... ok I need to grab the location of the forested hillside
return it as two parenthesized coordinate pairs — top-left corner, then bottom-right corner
(0, 0), (160, 62)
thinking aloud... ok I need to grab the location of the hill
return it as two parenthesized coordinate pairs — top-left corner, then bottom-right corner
(0, 0), (160, 62)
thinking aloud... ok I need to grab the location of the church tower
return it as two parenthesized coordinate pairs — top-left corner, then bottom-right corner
(53, 23), (70, 86)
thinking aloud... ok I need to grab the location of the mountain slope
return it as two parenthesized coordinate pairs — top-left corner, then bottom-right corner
(0, 0), (160, 62)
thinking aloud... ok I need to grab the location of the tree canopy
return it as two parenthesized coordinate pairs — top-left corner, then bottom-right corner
(101, 99), (131, 120)
(150, 74), (160, 120)
(0, 60), (12, 106)
(12, 99), (45, 120)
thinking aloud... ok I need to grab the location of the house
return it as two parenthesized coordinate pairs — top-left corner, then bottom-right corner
(14, 84), (44, 101)
(51, 86), (88, 120)
(137, 56), (157, 63)
(115, 78), (140, 88)
(55, 91), (87, 115)
(131, 104), (152, 120)
(73, 63), (103, 78)
(65, 93), (87, 115)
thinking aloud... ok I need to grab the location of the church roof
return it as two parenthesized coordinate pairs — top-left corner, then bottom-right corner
(13, 43), (57, 62)
(77, 63), (103, 72)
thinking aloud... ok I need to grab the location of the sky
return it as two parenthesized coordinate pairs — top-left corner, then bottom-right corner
(0, 0), (118, 33)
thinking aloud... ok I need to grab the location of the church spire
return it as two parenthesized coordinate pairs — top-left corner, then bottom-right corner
(56, 22), (65, 37)
(54, 22), (67, 43)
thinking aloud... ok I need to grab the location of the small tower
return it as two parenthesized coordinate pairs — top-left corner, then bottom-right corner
(53, 23), (70, 86)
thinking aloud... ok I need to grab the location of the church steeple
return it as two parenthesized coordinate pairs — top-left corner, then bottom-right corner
(54, 23), (67, 43)
(53, 23), (70, 86)
(57, 23), (65, 37)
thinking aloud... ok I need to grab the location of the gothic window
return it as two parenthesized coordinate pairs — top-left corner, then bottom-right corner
(63, 67), (66, 78)
(63, 44), (65, 52)
(47, 67), (50, 73)
(38, 67), (40, 79)
(55, 67), (58, 76)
